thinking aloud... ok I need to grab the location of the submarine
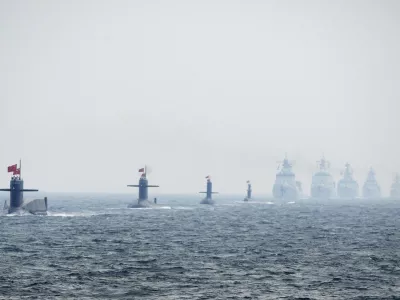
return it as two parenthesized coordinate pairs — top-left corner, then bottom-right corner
(1, 161), (48, 215)
(200, 176), (218, 204)
(127, 166), (159, 208)
(244, 180), (252, 201)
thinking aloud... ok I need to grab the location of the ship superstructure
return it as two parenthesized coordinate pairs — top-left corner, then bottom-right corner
(272, 155), (300, 200)
(127, 166), (159, 208)
(337, 163), (359, 199)
(362, 167), (381, 199)
(200, 176), (218, 204)
(0, 161), (48, 215)
(310, 156), (336, 199)
(390, 173), (400, 198)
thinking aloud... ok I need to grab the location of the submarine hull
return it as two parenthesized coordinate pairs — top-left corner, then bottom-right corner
(200, 198), (215, 205)
(6, 198), (47, 215)
(128, 199), (153, 208)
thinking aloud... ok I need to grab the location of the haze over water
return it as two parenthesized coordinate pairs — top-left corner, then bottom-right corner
(1, 1), (400, 194)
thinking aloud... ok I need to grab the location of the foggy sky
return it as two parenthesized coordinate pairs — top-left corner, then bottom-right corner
(1, 0), (399, 195)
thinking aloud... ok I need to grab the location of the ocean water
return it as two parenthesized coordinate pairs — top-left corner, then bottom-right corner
(0, 194), (399, 299)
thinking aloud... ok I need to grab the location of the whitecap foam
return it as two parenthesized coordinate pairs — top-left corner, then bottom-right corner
(47, 211), (97, 217)
(154, 206), (171, 210)
(128, 206), (171, 210)
(173, 206), (195, 210)
(127, 207), (151, 209)
(3, 211), (34, 217)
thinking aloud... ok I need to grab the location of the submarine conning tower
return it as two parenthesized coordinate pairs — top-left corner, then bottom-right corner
(246, 181), (252, 199)
(0, 161), (43, 213)
(206, 178), (213, 199)
(199, 176), (218, 203)
(127, 166), (159, 205)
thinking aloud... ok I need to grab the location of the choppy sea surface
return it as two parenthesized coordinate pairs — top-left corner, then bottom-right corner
(0, 193), (399, 299)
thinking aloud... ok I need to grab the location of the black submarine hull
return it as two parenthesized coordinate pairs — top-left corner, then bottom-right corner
(128, 199), (153, 208)
(4, 197), (48, 215)
(200, 197), (215, 205)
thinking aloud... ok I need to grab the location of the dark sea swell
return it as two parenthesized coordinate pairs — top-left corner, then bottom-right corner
(0, 194), (399, 299)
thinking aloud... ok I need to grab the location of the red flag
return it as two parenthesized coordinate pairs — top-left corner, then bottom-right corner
(205, 175), (210, 179)
(138, 168), (145, 172)
(7, 164), (17, 173)
(13, 168), (20, 175)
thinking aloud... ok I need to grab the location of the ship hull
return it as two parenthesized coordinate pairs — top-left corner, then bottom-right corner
(311, 186), (335, 199)
(337, 186), (359, 199)
(390, 189), (400, 198)
(390, 182), (400, 198)
(362, 182), (381, 198)
(272, 184), (298, 201)
(362, 188), (381, 199)
(362, 169), (381, 199)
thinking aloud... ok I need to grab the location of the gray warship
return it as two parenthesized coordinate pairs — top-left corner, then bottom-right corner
(310, 156), (336, 199)
(1, 161), (48, 215)
(337, 163), (359, 199)
(362, 167), (381, 199)
(390, 173), (400, 198)
(127, 166), (159, 208)
(200, 176), (218, 204)
(244, 180), (252, 201)
(272, 155), (300, 200)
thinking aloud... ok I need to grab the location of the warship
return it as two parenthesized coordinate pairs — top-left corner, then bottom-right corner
(310, 156), (336, 199)
(1, 161), (48, 215)
(244, 180), (252, 201)
(127, 166), (159, 208)
(272, 155), (300, 200)
(200, 176), (218, 204)
(337, 163), (359, 199)
(390, 173), (400, 198)
(362, 167), (381, 198)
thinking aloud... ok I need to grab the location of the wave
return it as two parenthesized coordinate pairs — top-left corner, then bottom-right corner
(47, 211), (97, 217)
(127, 206), (171, 210)
(173, 206), (195, 210)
